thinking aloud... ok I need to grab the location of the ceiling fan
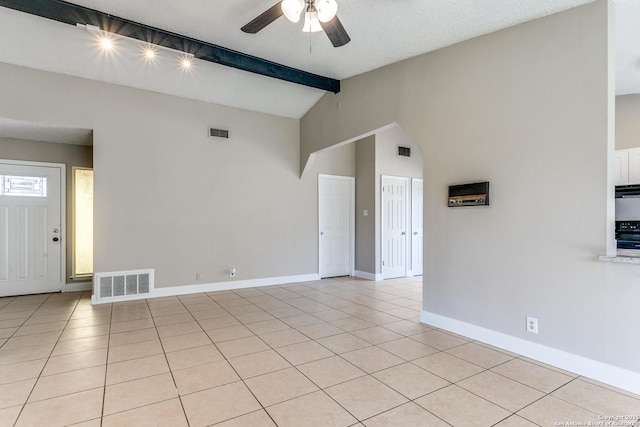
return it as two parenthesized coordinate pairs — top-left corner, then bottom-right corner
(241, 0), (351, 48)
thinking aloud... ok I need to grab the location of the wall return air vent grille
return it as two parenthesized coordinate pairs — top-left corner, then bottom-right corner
(209, 127), (229, 139)
(95, 269), (154, 302)
(398, 146), (411, 157)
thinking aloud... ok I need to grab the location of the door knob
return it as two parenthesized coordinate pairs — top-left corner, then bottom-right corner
(401, 232), (406, 235)
(413, 232), (418, 235)
(52, 237), (59, 242)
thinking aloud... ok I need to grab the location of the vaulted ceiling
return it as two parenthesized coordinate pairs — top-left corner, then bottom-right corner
(0, 0), (637, 120)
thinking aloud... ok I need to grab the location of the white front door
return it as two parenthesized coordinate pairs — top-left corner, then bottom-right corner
(319, 175), (354, 278)
(411, 178), (424, 276)
(382, 176), (408, 279)
(0, 161), (63, 296)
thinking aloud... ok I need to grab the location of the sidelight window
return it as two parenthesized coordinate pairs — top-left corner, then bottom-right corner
(73, 168), (93, 277)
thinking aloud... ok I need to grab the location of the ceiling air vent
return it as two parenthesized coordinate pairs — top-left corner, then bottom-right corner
(398, 146), (411, 157)
(209, 127), (229, 139)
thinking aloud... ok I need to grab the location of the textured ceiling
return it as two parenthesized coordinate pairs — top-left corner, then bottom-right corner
(0, 0), (636, 121)
(66, 0), (594, 80)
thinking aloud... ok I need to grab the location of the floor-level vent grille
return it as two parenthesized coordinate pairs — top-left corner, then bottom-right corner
(95, 269), (154, 301)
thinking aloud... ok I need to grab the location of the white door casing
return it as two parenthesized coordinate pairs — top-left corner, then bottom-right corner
(319, 174), (354, 278)
(411, 178), (424, 276)
(0, 160), (64, 296)
(382, 175), (408, 279)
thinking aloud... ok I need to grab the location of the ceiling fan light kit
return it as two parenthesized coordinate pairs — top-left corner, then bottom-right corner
(243, 0), (350, 48)
(281, 0), (305, 23)
(316, 0), (338, 23)
(302, 11), (322, 33)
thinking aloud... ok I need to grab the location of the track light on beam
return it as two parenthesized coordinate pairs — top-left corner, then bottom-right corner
(76, 23), (195, 62)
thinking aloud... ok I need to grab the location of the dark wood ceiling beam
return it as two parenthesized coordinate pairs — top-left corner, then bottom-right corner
(0, 0), (340, 93)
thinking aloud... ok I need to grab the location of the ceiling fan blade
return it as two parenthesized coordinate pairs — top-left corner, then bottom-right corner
(320, 15), (351, 47)
(241, 2), (283, 34)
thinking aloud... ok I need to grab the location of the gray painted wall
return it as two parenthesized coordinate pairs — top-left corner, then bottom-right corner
(355, 135), (376, 274)
(312, 143), (356, 178)
(301, 0), (640, 376)
(376, 126), (423, 180)
(616, 94), (640, 150)
(376, 126), (423, 277)
(354, 127), (423, 277)
(0, 62), (351, 289)
(0, 137), (93, 283)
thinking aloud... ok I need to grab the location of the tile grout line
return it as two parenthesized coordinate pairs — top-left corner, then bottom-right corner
(8, 293), (56, 427)
(256, 283), (511, 424)
(161, 290), (278, 424)
(277, 281), (456, 425)
(6, 278), (634, 426)
(8, 292), (87, 427)
(0, 294), (52, 350)
(215, 284), (381, 424)
(99, 299), (114, 427)
(227, 282), (442, 425)
(145, 296), (192, 427)
(195, 290), (282, 427)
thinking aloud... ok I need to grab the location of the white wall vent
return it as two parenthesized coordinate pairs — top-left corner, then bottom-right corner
(209, 127), (229, 139)
(94, 269), (154, 302)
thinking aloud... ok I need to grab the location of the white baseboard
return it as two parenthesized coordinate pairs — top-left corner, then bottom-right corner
(64, 282), (93, 292)
(354, 270), (383, 281)
(421, 311), (640, 395)
(91, 273), (320, 305)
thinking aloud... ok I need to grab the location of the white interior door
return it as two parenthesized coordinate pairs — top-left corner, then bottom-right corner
(0, 161), (63, 296)
(382, 176), (408, 279)
(411, 178), (424, 276)
(319, 175), (354, 278)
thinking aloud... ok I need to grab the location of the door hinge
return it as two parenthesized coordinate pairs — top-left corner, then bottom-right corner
(382, 261), (385, 266)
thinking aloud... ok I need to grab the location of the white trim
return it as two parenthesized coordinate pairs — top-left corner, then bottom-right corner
(410, 178), (424, 276)
(421, 310), (640, 395)
(0, 158), (66, 169)
(381, 175), (409, 279)
(354, 270), (383, 281)
(0, 159), (66, 293)
(65, 281), (92, 292)
(318, 174), (355, 278)
(91, 273), (320, 305)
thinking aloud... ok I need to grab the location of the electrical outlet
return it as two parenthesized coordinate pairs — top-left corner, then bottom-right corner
(230, 268), (236, 277)
(195, 273), (202, 281)
(526, 316), (539, 334)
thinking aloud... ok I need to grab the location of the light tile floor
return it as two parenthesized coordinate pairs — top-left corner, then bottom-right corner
(1, 276), (639, 426)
